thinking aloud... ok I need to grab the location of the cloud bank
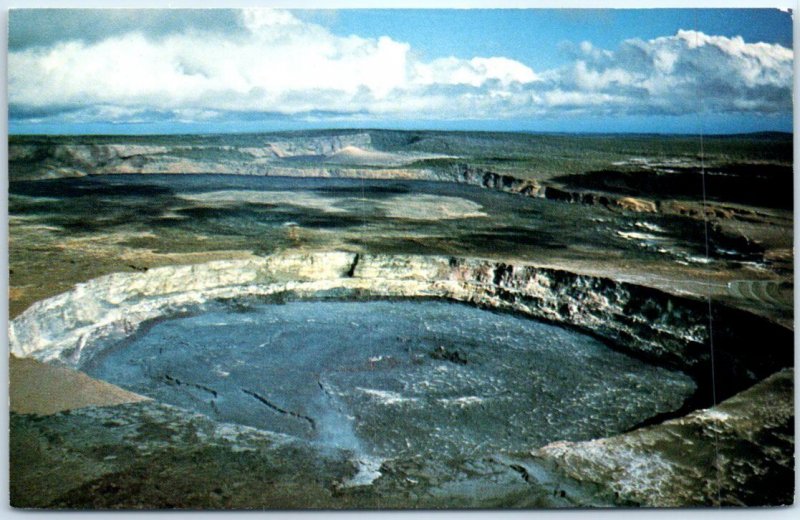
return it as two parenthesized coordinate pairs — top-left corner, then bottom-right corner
(8, 9), (793, 126)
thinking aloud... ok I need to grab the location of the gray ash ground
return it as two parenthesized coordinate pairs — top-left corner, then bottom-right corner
(82, 300), (695, 465)
(9, 174), (765, 266)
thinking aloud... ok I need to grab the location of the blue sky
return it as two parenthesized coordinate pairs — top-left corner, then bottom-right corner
(8, 8), (794, 134)
(319, 9), (792, 68)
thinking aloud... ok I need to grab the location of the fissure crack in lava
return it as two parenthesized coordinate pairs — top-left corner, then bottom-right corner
(242, 388), (317, 430)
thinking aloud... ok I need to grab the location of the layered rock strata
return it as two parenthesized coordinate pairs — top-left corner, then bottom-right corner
(8, 252), (794, 507)
(9, 253), (791, 396)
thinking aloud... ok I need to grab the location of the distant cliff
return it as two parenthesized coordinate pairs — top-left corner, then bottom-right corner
(9, 130), (792, 228)
(8, 131), (452, 180)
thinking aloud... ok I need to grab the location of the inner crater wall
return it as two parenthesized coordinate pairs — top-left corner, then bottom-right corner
(9, 252), (793, 401)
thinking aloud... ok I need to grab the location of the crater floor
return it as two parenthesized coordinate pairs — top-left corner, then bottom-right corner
(82, 300), (696, 467)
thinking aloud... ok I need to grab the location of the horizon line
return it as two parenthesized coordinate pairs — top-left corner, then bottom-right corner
(7, 128), (793, 139)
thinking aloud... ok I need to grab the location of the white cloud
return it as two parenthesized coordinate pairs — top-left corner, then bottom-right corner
(7, 9), (793, 124)
(572, 61), (634, 91)
(414, 56), (538, 87)
(557, 29), (793, 115)
(9, 10), (419, 115)
(241, 8), (304, 31)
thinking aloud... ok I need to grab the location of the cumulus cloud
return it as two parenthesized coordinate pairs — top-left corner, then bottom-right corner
(562, 30), (793, 115)
(8, 9), (243, 50)
(7, 9), (793, 125)
(414, 57), (539, 87)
